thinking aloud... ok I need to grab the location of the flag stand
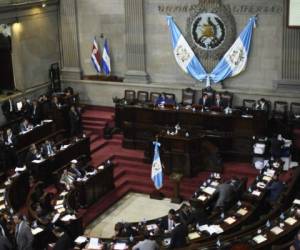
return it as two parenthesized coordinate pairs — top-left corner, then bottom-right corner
(150, 189), (164, 200)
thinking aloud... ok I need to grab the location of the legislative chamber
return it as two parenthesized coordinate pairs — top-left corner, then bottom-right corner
(0, 0), (300, 250)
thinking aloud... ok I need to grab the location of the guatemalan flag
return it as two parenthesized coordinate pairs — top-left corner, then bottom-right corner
(166, 16), (207, 82)
(210, 16), (257, 83)
(91, 37), (101, 73)
(151, 141), (163, 190)
(101, 39), (111, 76)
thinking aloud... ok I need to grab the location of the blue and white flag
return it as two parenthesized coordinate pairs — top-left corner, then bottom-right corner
(151, 141), (163, 190)
(91, 37), (101, 73)
(166, 16), (207, 82)
(102, 38), (111, 76)
(210, 16), (256, 83)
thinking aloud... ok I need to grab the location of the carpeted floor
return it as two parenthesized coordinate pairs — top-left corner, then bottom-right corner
(79, 105), (260, 226)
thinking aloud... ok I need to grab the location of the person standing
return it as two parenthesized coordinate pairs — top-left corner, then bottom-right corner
(13, 214), (33, 250)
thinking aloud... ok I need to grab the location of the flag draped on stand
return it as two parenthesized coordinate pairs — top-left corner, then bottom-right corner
(91, 37), (101, 73)
(209, 16), (257, 83)
(151, 141), (163, 190)
(101, 39), (111, 76)
(166, 16), (207, 82)
(166, 16), (257, 86)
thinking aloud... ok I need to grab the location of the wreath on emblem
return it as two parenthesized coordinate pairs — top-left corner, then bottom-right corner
(186, 1), (236, 61)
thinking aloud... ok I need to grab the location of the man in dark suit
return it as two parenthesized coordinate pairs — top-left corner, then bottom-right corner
(214, 179), (238, 210)
(69, 160), (85, 179)
(271, 135), (284, 160)
(25, 144), (41, 167)
(213, 93), (225, 109)
(159, 209), (176, 233)
(69, 105), (82, 137)
(4, 128), (18, 168)
(19, 119), (32, 133)
(155, 93), (175, 106)
(0, 235), (12, 250)
(198, 93), (212, 109)
(30, 100), (42, 125)
(1, 98), (16, 121)
(169, 216), (188, 249)
(266, 174), (284, 206)
(13, 214), (33, 250)
(41, 140), (55, 158)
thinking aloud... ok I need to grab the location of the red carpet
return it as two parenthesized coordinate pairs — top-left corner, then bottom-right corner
(80, 106), (259, 226)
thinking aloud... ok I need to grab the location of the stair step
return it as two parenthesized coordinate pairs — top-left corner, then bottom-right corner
(91, 139), (108, 154)
(83, 120), (108, 127)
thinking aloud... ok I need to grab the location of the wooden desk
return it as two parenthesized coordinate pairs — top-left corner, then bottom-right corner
(115, 104), (268, 162)
(16, 120), (54, 150)
(30, 137), (91, 181)
(75, 165), (114, 207)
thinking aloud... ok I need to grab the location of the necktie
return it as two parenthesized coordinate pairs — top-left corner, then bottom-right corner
(0, 225), (5, 237)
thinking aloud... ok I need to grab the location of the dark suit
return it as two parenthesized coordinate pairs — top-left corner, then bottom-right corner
(169, 223), (188, 249)
(213, 98), (225, 109)
(0, 236), (12, 250)
(1, 100), (16, 120)
(41, 143), (55, 158)
(15, 221), (33, 250)
(159, 218), (174, 232)
(69, 110), (81, 136)
(53, 233), (73, 250)
(271, 138), (284, 159)
(19, 123), (29, 133)
(69, 167), (85, 179)
(4, 134), (18, 168)
(30, 105), (42, 125)
(214, 183), (235, 208)
(266, 180), (284, 204)
(199, 97), (212, 108)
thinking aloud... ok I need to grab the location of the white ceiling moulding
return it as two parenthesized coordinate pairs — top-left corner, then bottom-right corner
(0, 0), (58, 13)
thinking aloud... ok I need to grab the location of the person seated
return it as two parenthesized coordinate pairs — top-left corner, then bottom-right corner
(132, 233), (159, 250)
(1, 98), (16, 121)
(41, 140), (56, 158)
(290, 230), (300, 250)
(25, 144), (42, 168)
(69, 160), (85, 179)
(155, 93), (175, 107)
(19, 118), (33, 133)
(113, 222), (138, 238)
(60, 169), (75, 190)
(213, 93), (225, 110)
(198, 93), (212, 110)
(265, 174), (284, 206)
(30, 100), (42, 125)
(159, 209), (176, 233)
(179, 203), (194, 226)
(169, 216), (188, 249)
(255, 98), (268, 112)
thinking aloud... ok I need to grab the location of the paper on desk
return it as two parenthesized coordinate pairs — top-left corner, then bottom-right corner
(60, 191), (68, 196)
(54, 204), (64, 210)
(146, 224), (158, 231)
(197, 195), (207, 201)
(87, 237), (100, 249)
(56, 199), (63, 205)
(52, 213), (60, 223)
(262, 176), (272, 182)
(210, 181), (219, 187)
(293, 199), (300, 205)
(253, 235), (267, 244)
(203, 187), (216, 195)
(57, 207), (65, 214)
(74, 236), (87, 244)
(114, 243), (128, 250)
(224, 217), (236, 225)
(237, 208), (248, 216)
(271, 226), (283, 235)
(285, 217), (297, 225)
(198, 224), (223, 235)
(188, 232), (201, 240)
(61, 214), (76, 222)
(31, 227), (43, 235)
(252, 190), (261, 197)
(43, 119), (53, 123)
(0, 196), (4, 202)
(0, 204), (5, 210)
(0, 189), (4, 194)
(32, 159), (45, 164)
(265, 169), (275, 177)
